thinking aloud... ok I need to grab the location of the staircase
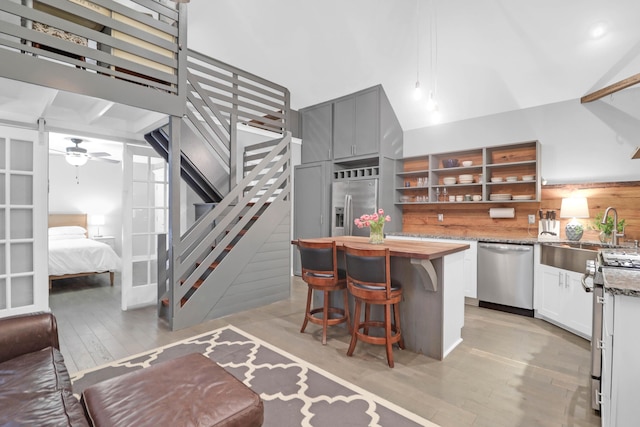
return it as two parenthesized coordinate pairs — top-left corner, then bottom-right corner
(0, 0), (292, 331)
(155, 49), (292, 330)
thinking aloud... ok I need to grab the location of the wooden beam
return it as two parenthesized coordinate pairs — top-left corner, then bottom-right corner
(581, 73), (640, 103)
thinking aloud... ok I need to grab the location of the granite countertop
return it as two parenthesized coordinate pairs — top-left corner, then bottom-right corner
(390, 232), (640, 296)
(603, 267), (640, 297)
(388, 232), (622, 248)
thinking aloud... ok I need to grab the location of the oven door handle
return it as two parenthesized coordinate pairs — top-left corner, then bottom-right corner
(581, 272), (593, 293)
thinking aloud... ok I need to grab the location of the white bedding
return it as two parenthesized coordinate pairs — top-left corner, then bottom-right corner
(49, 237), (122, 276)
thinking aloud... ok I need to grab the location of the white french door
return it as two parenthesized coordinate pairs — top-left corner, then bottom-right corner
(0, 125), (47, 317)
(121, 144), (168, 310)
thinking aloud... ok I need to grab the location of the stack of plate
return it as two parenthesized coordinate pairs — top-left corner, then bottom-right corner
(458, 174), (473, 184)
(506, 176), (518, 182)
(512, 195), (533, 200)
(490, 177), (503, 183)
(489, 194), (512, 201)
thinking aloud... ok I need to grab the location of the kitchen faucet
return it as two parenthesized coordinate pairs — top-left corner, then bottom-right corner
(602, 206), (624, 246)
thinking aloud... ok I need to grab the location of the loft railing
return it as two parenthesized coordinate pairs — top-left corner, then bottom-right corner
(0, 0), (185, 115)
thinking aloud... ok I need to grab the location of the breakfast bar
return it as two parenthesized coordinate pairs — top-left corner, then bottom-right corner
(293, 236), (470, 360)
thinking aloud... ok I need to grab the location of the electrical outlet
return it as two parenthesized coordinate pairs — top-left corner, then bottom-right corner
(438, 214), (444, 222)
(528, 214), (536, 224)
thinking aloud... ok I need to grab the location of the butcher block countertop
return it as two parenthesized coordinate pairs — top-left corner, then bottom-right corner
(292, 236), (469, 259)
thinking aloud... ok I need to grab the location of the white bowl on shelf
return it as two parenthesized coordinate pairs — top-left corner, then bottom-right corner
(522, 175), (535, 181)
(491, 177), (504, 183)
(458, 174), (473, 181)
(472, 195), (482, 201)
(443, 177), (456, 185)
(462, 160), (473, 167)
(506, 176), (518, 182)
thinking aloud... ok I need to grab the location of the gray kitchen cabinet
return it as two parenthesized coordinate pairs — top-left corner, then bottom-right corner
(333, 87), (379, 160)
(292, 161), (331, 275)
(300, 102), (332, 163)
(332, 96), (355, 159)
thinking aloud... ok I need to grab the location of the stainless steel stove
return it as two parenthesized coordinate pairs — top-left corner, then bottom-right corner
(582, 248), (640, 413)
(600, 249), (640, 270)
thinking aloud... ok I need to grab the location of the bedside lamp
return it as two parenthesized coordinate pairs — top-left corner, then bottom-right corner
(560, 197), (589, 241)
(92, 215), (105, 237)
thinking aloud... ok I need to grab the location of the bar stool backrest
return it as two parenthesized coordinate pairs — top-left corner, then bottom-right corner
(297, 240), (339, 286)
(344, 245), (392, 299)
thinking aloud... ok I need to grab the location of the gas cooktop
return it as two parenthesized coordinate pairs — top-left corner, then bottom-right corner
(600, 249), (640, 270)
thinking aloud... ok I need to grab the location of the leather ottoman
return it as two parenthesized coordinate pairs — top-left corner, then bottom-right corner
(81, 353), (263, 427)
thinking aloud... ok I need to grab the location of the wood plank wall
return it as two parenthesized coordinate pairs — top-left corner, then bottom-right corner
(401, 181), (640, 243)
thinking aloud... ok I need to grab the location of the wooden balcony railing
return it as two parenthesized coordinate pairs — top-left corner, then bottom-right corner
(0, 0), (186, 115)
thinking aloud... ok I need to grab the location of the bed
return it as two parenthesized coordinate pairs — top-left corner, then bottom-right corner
(48, 214), (122, 289)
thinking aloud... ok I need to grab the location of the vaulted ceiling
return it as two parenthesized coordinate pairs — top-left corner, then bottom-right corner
(187, 0), (640, 131)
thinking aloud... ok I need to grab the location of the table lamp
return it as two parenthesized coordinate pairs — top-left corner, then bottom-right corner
(560, 197), (589, 241)
(92, 215), (105, 237)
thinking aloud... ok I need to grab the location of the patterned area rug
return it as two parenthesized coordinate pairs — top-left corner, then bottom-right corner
(71, 325), (436, 427)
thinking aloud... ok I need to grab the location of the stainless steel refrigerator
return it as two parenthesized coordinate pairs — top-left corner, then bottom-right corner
(331, 179), (378, 237)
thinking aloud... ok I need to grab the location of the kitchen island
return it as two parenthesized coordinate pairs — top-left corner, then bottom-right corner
(292, 236), (470, 360)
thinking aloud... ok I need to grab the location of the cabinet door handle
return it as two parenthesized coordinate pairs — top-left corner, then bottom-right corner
(558, 272), (563, 286)
(565, 273), (570, 288)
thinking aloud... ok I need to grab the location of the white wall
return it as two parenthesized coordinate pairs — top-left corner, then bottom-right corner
(404, 87), (640, 184)
(48, 154), (123, 253)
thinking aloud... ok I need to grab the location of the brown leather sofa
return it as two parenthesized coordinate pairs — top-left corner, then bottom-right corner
(0, 312), (264, 427)
(0, 312), (90, 426)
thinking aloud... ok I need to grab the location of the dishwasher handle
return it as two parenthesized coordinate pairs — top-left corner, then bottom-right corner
(479, 243), (533, 252)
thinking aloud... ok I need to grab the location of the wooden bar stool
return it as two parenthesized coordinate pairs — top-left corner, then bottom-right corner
(344, 244), (404, 368)
(297, 239), (351, 345)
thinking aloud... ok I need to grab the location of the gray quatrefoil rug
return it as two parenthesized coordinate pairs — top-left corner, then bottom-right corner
(71, 325), (436, 427)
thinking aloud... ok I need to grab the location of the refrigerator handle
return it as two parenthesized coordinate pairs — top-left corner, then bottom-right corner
(345, 194), (353, 235)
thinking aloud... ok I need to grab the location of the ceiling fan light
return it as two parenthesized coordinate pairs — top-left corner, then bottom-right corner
(66, 153), (88, 166)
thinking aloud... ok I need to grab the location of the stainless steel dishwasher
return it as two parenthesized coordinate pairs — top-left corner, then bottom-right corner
(477, 242), (534, 316)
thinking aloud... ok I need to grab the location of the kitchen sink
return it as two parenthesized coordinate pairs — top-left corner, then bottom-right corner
(540, 244), (597, 273)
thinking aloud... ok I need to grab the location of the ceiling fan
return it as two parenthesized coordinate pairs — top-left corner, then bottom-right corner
(51, 138), (120, 166)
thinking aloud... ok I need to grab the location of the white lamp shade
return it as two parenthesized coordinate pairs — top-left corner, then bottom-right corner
(560, 197), (589, 219)
(66, 153), (88, 166)
(92, 215), (105, 226)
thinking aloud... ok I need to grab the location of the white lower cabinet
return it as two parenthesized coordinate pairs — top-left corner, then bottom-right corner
(601, 293), (640, 427)
(536, 264), (592, 339)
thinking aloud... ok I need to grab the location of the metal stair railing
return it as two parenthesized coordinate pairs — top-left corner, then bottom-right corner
(177, 134), (290, 287)
(154, 49), (290, 327)
(184, 49), (290, 191)
(158, 133), (290, 313)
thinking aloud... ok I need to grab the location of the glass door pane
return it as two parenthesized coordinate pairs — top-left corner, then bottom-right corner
(122, 145), (168, 309)
(0, 127), (47, 317)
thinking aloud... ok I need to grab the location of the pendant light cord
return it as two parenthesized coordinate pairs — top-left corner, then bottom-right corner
(430, 0), (438, 99)
(416, 0), (420, 84)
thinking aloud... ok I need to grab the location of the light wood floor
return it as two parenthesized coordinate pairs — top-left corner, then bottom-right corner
(49, 274), (601, 427)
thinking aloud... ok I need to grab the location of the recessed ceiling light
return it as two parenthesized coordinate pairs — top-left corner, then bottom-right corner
(589, 22), (607, 39)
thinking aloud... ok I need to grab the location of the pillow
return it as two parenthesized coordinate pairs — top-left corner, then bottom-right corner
(49, 234), (86, 240)
(48, 226), (87, 236)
